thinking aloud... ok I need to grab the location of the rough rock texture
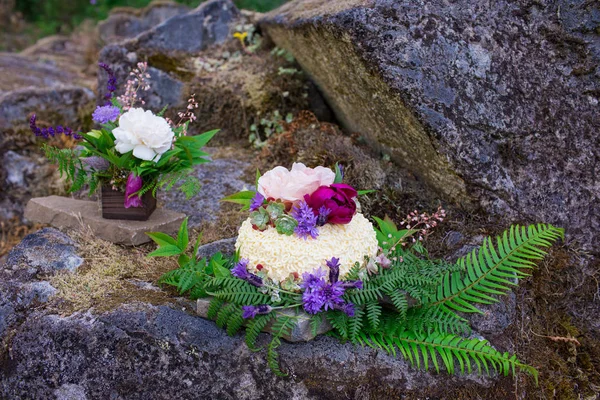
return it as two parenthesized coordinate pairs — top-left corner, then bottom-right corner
(160, 148), (251, 227)
(24, 196), (186, 246)
(0, 53), (94, 130)
(1, 303), (496, 399)
(261, 0), (600, 253)
(97, 0), (331, 143)
(195, 237), (237, 259)
(98, 1), (191, 44)
(5, 228), (83, 280)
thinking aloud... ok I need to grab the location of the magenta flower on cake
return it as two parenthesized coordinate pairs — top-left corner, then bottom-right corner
(257, 163), (335, 202)
(305, 183), (357, 224)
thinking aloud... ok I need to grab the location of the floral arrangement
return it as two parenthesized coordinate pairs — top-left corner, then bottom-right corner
(151, 163), (563, 380)
(224, 163), (378, 283)
(29, 62), (218, 207)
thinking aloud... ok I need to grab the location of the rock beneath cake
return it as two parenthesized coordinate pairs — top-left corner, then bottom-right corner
(236, 213), (378, 282)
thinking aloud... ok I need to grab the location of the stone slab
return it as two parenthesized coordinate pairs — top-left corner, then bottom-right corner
(24, 196), (185, 246)
(196, 297), (332, 342)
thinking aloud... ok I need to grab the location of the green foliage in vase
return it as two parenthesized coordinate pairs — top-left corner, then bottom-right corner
(150, 218), (563, 380)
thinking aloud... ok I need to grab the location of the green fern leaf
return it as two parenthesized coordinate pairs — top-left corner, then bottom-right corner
(431, 224), (563, 314)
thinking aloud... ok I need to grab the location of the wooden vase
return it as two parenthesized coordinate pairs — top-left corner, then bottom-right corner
(101, 185), (157, 221)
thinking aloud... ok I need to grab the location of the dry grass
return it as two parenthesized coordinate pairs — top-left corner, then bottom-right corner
(48, 225), (178, 314)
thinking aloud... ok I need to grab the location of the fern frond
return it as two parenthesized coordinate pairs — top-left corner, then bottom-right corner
(365, 301), (382, 330)
(405, 306), (471, 335)
(207, 297), (225, 320)
(326, 311), (349, 340)
(348, 306), (364, 343)
(359, 330), (537, 381)
(430, 224), (563, 313)
(226, 307), (245, 336)
(245, 314), (274, 351)
(267, 316), (295, 377)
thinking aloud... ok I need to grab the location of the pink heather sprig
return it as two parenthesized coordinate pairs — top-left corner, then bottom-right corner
(400, 205), (446, 243)
(168, 94), (199, 136)
(118, 62), (151, 111)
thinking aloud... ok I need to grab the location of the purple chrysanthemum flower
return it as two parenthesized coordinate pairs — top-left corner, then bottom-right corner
(302, 289), (325, 314)
(29, 114), (79, 140)
(242, 304), (273, 319)
(291, 200), (319, 239)
(124, 173), (143, 208)
(99, 62), (117, 100)
(92, 105), (120, 124)
(249, 192), (265, 211)
(300, 268), (327, 290)
(231, 258), (263, 287)
(317, 206), (331, 226)
(326, 257), (340, 284)
(334, 302), (355, 317)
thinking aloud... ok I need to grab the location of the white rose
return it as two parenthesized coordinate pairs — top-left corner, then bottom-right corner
(112, 108), (175, 162)
(257, 162), (336, 202)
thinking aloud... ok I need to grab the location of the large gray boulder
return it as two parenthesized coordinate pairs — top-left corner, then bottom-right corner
(260, 0), (600, 253)
(0, 303), (495, 399)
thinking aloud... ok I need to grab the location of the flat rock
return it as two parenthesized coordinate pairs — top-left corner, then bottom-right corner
(261, 0), (600, 253)
(24, 196), (185, 246)
(196, 297), (332, 342)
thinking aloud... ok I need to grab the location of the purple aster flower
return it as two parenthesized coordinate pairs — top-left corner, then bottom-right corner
(99, 62), (117, 100)
(249, 192), (265, 211)
(341, 280), (363, 290)
(300, 268), (327, 290)
(302, 289), (325, 314)
(321, 281), (345, 311)
(29, 114), (80, 140)
(92, 105), (120, 124)
(326, 257), (340, 283)
(291, 200), (319, 240)
(231, 258), (263, 287)
(317, 206), (331, 226)
(334, 302), (355, 317)
(124, 173), (143, 208)
(242, 304), (273, 319)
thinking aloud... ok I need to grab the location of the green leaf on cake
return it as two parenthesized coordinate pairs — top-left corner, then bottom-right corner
(251, 208), (270, 230)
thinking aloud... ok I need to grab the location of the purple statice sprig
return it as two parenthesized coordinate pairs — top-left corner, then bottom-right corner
(92, 105), (120, 124)
(231, 258), (264, 287)
(326, 257), (340, 284)
(291, 200), (319, 240)
(29, 114), (81, 140)
(99, 62), (117, 101)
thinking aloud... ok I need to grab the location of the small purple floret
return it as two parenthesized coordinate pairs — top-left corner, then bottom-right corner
(99, 62), (117, 100)
(231, 258), (263, 287)
(29, 114), (79, 140)
(249, 192), (265, 211)
(326, 257), (340, 283)
(291, 200), (319, 240)
(342, 280), (363, 290)
(317, 206), (331, 226)
(231, 259), (250, 279)
(92, 105), (120, 124)
(334, 302), (355, 317)
(242, 304), (273, 319)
